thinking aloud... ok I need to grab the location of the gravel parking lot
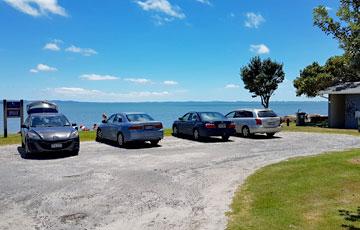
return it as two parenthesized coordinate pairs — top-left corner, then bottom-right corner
(0, 132), (359, 230)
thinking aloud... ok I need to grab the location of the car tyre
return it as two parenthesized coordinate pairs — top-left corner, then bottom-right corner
(96, 129), (103, 142)
(150, 140), (160, 146)
(266, 133), (275, 138)
(172, 126), (179, 136)
(222, 135), (229, 141)
(117, 133), (124, 147)
(242, 126), (251, 138)
(193, 129), (200, 141)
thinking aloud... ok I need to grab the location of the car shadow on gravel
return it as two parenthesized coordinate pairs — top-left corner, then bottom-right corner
(234, 134), (282, 140)
(97, 140), (162, 149)
(17, 147), (76, 160)
(172, 134), (234, 143)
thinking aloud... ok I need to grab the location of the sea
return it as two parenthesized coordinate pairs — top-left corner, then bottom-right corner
(0, 101), (327, 135)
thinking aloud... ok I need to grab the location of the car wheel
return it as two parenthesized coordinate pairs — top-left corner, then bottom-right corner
(242, 126), (251, 138)
(222, 135), (229, 141)
(172, 126), (179, 136)
(96, 129), (103, 142)
(150, 140), (160, 146)
(193, 129), (200, 141)
(266, 133), (275, 138)
(117, 133), (124, 147)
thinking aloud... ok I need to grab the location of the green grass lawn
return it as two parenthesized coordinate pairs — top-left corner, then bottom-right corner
(227, 149), (360, 230)
(0, 128), (173, 146)
(282, 122), (360, 136)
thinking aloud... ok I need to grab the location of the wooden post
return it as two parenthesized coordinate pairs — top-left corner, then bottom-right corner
(20, 100), (24, 131)
(3, 99), (7, 138)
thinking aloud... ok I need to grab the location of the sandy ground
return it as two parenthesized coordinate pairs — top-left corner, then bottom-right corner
(0, 132), (359, 230)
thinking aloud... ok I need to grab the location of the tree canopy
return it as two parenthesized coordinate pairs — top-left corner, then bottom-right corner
(294, 0), (360, 97)
(240, 56), (285, 108)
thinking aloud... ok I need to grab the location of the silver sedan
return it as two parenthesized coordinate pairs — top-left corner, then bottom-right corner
(96, 112), (164, 146)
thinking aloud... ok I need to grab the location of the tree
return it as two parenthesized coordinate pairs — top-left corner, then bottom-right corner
(293, 55), (358, 97)
(313, 1), (360, 74)
(240, 56), (285, 108)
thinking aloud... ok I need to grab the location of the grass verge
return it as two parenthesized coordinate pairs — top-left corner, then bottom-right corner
(283, 122), (360, 136)
(227, 149), (360, 230)
(0, 128), (173, 146)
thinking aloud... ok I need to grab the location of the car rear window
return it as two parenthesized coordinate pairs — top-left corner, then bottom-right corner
(126, 114), (154, 122)
(257, 110), (278, 118)
(199, 112), (225, 121)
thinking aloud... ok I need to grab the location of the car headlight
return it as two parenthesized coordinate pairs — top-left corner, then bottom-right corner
(27, 131), (41, 140)
(70, 130), (79, 138)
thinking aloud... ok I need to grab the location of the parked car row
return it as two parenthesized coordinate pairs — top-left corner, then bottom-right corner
(20, 101), (282, 158)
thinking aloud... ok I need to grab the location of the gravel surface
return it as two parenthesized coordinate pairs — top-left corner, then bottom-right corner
(0, 132), (359, 230)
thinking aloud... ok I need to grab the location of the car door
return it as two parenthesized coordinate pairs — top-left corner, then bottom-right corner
(108, 114), (123, 141)
(185, 113), (199, 135)
(177, 113), (190, 134)
(242, 110), (256, 131)
(102, 114), (115, 140)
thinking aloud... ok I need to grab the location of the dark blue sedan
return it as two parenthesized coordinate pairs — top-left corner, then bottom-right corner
(172, 112), (236, 141)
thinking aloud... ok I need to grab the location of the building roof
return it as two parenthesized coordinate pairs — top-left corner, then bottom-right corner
(319, 82), (360, 95)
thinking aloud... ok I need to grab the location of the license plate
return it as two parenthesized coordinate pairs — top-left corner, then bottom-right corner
(145, 125), (153, 130)
(218, 124), (226, 128)
(268, 122), (275, 126)
(51, 143), (62, 148)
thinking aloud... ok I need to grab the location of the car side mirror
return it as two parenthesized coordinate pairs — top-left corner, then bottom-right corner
(21, 124), (28, 129)
(102, 120), (107, 124)
(179, 117), (184, 121)
(72, 123), (77, 126)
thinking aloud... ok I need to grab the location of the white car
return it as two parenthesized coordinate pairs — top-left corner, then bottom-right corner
(225, 109), (281, 137)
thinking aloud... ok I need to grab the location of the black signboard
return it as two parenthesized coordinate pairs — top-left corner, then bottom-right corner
(7, 109), (21, 118)
(7, 101), (21, 109)
(3, 99), (24, 137)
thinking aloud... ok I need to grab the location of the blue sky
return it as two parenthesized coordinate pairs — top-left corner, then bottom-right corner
(0, 0), (342, 102)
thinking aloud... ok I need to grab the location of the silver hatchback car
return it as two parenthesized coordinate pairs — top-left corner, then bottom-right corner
(225, 109), (281, 137)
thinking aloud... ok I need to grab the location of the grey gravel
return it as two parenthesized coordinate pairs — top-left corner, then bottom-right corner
(0, 132), (359, 230)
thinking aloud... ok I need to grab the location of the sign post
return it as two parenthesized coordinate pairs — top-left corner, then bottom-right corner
(3, 100), (7, 138)
(2, 100), (24, 138)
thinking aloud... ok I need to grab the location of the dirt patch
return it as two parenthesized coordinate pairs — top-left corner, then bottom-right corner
(348, 157), (360, 165)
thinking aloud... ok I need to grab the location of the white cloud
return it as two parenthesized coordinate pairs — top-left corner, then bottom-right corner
(47, 87), (170, 102)
(4, 0), (67, 17)
(30, 63), (57, 73)
(80, 74), (119, 81)
(136, 0), (185, 19)
(65, 45), (97, 56)
(163, 80), (178, 85)
(125, 78), (152, 84)
(225, 84), (240, 89)
(196, 0), (212, 6)
(250, 44), (270, 54)
(245, 12), (265, 28)
(43, 42), (60, 51)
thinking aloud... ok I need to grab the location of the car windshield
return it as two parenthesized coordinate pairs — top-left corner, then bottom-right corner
(199, 112), (226, 121)
(30, 115), (70, 127)
(257, 110), (278, 118)
(126, 114), (154, 122)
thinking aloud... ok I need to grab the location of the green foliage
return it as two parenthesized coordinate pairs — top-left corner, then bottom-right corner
(240, 56), (285, 108)
(313, 1), (360, 74)
(293, 56), (359, 97)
